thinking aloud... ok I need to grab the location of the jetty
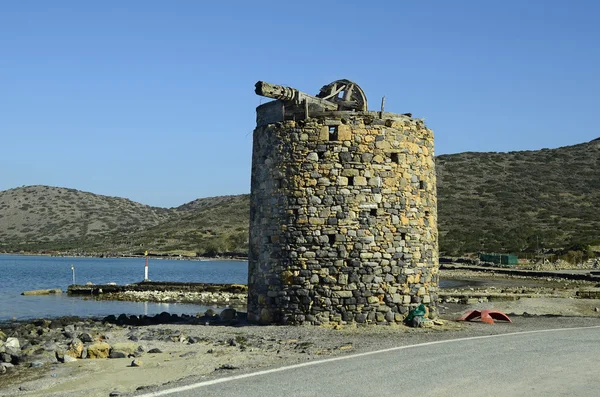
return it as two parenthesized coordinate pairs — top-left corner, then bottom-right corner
(66, 281), (248, 307)
(67, 281), (247, 296)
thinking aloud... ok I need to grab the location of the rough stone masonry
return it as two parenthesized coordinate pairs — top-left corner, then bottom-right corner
(248, 80), (438, 325)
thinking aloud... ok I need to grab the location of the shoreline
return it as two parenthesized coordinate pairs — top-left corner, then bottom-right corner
(3, 266), (600, 395)
(0, 252), (248, 262)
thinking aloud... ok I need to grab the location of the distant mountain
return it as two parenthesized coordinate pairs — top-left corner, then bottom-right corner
(1, 138), (599, 256)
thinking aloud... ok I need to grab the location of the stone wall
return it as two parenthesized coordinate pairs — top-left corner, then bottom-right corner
(248, 108), (438, 325)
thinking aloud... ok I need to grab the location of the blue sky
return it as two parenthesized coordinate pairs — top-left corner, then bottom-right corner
(1, 0), (599, 207)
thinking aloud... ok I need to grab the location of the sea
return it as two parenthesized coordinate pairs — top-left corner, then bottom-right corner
(0, 254), (461, 322)
(0, 254), (248, 321)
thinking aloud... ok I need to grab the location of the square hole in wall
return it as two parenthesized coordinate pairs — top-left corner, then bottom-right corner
(328, 234), (336, 244)
(370, 208), (377, 216)
(329, 126), (338, 141)
(401, 232), (407, 240)
(348, 176), (354, 186)
(390, 153), (399, 163)
(419, 180), (426, 190)
(425, 211), (430, 217)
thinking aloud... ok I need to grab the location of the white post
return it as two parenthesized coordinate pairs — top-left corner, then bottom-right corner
(144, 250), (149, 281)
(71, 265), (75, 285)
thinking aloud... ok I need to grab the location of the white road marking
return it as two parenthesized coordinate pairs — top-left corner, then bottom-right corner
(138, 324), (600, 396)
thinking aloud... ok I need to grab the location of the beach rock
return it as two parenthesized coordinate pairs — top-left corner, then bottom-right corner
(117, 314), (129, 325)
(111, 342), (137, 356)
(63, 355), (77, 363)
(0, 364), (5, 374)
(5, 338), (20, 350)
(32, 319), (52, 328)
(109, 351), (127, 359)
(104, 315), (117, 324)
(130, 359), (142, 367)
(0, 329), (7, 341)
(29, 361), (44, 368)
(87, 342), (111, 359)
(204, 309), (217, 317)
(217, 363), (238, 370)
(55, 349), (66, 362)
(21, 289), (62, 296)
(67, 338), (84, 358)
(78, 333), (93, 343)
(1, 352), (13, 363)
(220, 308), (237, 322)
(147, 348), (162, 354)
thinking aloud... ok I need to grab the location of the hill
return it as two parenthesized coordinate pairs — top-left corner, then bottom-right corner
(0, 186), (176, 252)
(113, 194), (250, 256)
(0, 138), (598, 257)
(436, 138), (600, 255)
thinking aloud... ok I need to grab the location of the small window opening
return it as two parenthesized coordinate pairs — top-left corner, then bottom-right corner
(419, 180), (426, 190)
(370, 208), (377, 216)
(348, 176), (354, 186)
(318, 151), (325, 160)
(401, 232), (407, 241)
(391, 153), (399, 163)
(337, 90), (345, 99)
(329, 126), (338, 141)
(328, 234), (336, 244)
(424, 211), (430, 217)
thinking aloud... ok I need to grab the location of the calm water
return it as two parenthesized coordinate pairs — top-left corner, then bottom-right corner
(0, 255), (458, 321)
(0, 255), (248, 321)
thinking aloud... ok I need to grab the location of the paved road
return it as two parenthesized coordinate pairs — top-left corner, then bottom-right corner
(139, 326), (600, 397)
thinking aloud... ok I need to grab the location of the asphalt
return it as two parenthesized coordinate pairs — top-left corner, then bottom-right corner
(136, 323), (600, 397)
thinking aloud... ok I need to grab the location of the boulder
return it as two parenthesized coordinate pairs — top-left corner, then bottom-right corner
(87, 342), (111, 359)
(1, 362), (14, 372)
(0, 329), (6, 342)
(63, 355), (77, 363)
(220, 308), (237, 322)
(78, 333), (93, 343)
(110, 342), (137, 356)
(5, 338), (20, 350)
(66, 338), (84, 359)
(109, 351), (127, 359)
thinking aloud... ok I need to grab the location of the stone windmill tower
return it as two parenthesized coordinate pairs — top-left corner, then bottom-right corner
(248, 79), (438, 325)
